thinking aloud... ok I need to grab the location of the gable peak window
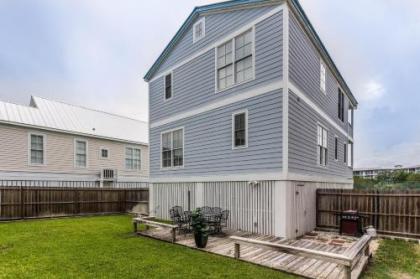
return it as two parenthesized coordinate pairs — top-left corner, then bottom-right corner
(317, 125), (328, 166)
(320, 61), (326, 94)
(232, 111), (248, 149)
(30, 134), (45, 165)
(217, 29), (254, 91)
(161, 128), (184, 168)
(75, 139), (87, 168)
(164, 73), (172, 100)
(338, 89), (345, 122)
(193, 18), (205, 43)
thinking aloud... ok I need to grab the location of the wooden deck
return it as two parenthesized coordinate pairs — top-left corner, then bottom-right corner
(136, 227), (370, 279)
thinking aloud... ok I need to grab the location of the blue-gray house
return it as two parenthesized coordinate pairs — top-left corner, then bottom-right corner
(144, 0), (357, 238)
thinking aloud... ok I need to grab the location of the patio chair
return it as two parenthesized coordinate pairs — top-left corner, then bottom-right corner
(216, 210), (229, 233)
(169, 206), (189, 233)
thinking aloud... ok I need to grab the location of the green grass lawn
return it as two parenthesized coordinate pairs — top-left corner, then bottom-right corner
(363, 239), (420, 279)
(0, 215), (296, 279)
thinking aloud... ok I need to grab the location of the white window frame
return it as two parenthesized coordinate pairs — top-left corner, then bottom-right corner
(193, 18), (205, 43)
(74, 138), (88, 169)
(125, 146), (142, 171)
(99, 147), (109, 159)
(163, 72), (173, 101)
(28, 132), (46, 166)
(215, 27), (255, 93)
(347, 141), (353, 168)
(348, 105), (353, 126)
(160, 127), (185, 169)
(232, 109), (248, 150)
(317, 124), (328, 167)
(320, 60), (326, 94)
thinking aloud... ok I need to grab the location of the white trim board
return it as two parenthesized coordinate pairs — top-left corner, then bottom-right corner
(149, 5), (285, 83)
(282, 2), (289, 175)
(150, 172), (353, 184)
(150, 80), (284, 128)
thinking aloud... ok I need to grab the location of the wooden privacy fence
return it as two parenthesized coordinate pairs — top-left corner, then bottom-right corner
(0, 186), (149, 221)
(316, 189), (420, 238)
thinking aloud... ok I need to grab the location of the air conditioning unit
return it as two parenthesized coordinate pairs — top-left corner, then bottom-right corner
(101, 169), (117, 181)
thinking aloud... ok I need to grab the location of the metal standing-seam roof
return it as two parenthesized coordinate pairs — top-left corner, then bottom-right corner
(0, 96), (148, 145)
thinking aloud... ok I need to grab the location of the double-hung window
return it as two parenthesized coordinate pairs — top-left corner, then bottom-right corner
(338, 89), (345, 122)
(30, 134), (45, 165)
(317, 125), (328, 166)
(126, 147), (141, 170)
(75, 139), (87, 168)
(344, 143), (347, 164)
(161, 128), (184, 168)
(232, 111), (248, 149)
(320, 61), (326, 93)
(217, 29), (254, 91)
(164, 73), (172, 100)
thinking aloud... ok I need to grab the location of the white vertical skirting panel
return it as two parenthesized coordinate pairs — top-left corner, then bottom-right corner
(152, 182), (196, 220)
(203, 181), (276, 235)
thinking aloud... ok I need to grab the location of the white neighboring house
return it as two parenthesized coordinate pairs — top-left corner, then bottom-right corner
(0, 96), (149, 185)
(354, 165), (420, 179)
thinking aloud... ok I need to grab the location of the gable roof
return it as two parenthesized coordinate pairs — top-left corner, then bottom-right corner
(0, 96), (148, 145)
(143, 0), (357, 107)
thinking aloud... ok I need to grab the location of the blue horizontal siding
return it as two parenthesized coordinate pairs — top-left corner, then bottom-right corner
(289, 10), (353, 136)
(149, 10), (283, 123)
(288, 90), (352, 178)
(150, 90), (283, 177)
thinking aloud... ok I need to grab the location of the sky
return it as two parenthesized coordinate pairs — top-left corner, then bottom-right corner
(0, 0), (419, 168)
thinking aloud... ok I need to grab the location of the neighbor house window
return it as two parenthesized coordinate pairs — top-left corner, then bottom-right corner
(334, 137), (338, 161)
(320, 61), (326, 93)
(30, 134), (45, 165)
(75, 139), (87, 168)
(347, 142), (353, 167)
(100, 148), (109, 159)
(317, 125), (328, 166)
(232, 111), (248, 149)
(217, 29), (254, 91)
(161, 128), (184, 168)
(125, 147), (141, 170)
(348, 106), (353, 126)
(193, 18), (205, 43)
(164, 73), (172, 100)
(338, 89), (345, 122)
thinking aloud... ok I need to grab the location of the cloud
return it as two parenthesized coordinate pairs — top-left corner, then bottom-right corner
(359, 80), (386, 102)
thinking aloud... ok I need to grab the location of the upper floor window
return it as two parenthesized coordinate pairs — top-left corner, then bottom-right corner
(193, 18), (205, 43)
(232, 110), (248, 149)
(338, 89), (345, 122)
(75, 139), (87, 168)
(348, 106), (353, 126)
(100, 148), (109, 159)
(164, 73), (172, 100)
(29, 133), (45, 165)
(162, 128), (184, 168)
(126, 147), (141, 170)
(217, 29), (254, 91)
(317, 125), (328, 166)
(320, 61), (326, 94)
(344, 143), (347, 164)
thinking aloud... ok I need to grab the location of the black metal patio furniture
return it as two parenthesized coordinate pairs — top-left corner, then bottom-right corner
(169, 206), (190, 233)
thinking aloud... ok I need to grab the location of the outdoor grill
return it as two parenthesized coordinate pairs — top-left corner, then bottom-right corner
(339, 210), (363, 237)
